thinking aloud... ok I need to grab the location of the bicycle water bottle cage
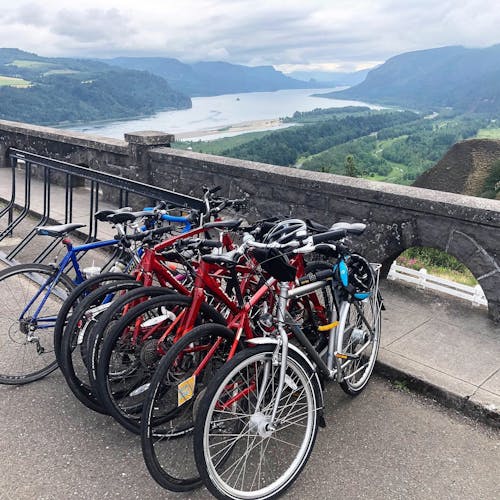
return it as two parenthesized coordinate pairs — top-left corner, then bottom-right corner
(36, 223), (86, 237)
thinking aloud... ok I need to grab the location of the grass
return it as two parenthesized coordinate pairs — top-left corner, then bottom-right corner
(397, 250), (478, 286)
(7, 59), (56, 70)
(44, 69), (80, 76)
(476, 127), (500, 139)
(0, 75), (31, 88)
(174, 130), (272, 155)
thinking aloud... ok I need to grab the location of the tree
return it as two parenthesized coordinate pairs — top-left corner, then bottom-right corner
(344, 155), (360, 177)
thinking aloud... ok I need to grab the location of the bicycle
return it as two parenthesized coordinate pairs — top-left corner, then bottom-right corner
(193, 223), (383, 499)
(58, 192), (247, 412)
(138, 222), (335, 491)
(0, 202), (194, 385)
(0, 210), (135, 384)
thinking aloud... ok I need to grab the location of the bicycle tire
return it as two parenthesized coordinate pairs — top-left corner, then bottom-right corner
(194, 345), (319, 500)
(86, 286), (177, 398)
(54, 272), (132, 366)
(339, 292), (382, 396)
(0, 263), (74, 384)
(59, 279), (141, 413)
(141, 323), (238, 492)
(97, 294), (226, 434)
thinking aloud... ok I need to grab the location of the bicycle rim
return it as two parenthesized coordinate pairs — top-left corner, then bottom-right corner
(195, 346), (318, 500)
(340, 295), (381, 394)
(0, 264), (74, 384)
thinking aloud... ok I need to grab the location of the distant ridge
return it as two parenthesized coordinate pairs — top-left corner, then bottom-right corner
(0, 48), (191, 125)
(320, 44), (500, 113)
(413, 139), (500, 198)
(106, 57), (312, 96)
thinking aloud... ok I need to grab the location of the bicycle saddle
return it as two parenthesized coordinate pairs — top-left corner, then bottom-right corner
(202, 249), (241, 267)
(203, 219), (242, 230)
(36, 223), (86, 237)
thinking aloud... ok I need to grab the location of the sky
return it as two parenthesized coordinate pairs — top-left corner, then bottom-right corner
(0, 0), (499, 73)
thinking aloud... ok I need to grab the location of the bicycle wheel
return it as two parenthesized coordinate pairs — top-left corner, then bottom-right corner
(54, 272), (132, 366)
(339, 293), (382, 396)
(59, 279), (141, 413)
(141, 323), (238, 492)
(194, 345), (319, 500)
(97, 294), (226, 434)
(0, 263), (74, 384)
(86, 287), (177, 398)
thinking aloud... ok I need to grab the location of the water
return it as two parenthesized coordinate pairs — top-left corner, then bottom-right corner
(59, 88), (382, 141)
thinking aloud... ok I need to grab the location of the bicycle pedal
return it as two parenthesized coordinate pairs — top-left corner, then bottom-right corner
(335, 352), (359, 360)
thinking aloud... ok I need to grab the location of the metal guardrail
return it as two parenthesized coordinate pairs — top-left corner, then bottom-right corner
(388, 263), (487, 306)
(0, 148), (204, 265)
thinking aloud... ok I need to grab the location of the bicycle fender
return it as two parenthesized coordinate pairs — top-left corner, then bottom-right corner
(245, 337), (325, 417)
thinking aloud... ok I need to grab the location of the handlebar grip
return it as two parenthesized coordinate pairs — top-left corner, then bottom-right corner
(209, 186), (222, 194)
(312, 229), (347, 245)
(298, 268), (335, 286)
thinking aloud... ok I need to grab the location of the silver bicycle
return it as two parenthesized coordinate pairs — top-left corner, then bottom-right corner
(193, 222), (383, 499)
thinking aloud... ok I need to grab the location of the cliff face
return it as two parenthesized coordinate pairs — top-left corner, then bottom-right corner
(413, 139), (500, 197)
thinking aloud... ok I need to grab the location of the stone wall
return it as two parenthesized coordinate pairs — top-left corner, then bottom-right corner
(1, 120), (500, 321)
(148, 147), (500, 320)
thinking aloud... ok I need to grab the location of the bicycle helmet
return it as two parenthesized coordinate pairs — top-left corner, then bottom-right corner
(252, 219), (307, 282)
(346, 254), (375, 299)
(262, 219), (307, 246)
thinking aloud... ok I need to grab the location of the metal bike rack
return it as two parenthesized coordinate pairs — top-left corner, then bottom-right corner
(0, 148), (204, 266)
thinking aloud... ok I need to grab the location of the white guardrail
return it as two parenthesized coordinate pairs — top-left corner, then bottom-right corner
(388, 263), (487, 307)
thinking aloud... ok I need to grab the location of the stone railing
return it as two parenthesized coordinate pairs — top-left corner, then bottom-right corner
(0, 119), (499, 321)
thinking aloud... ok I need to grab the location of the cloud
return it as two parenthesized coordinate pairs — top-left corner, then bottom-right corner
(0, 0), (499, 69)
(50, 8), (136, 45)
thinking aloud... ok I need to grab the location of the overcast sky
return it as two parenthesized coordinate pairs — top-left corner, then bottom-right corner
(1, 0), (499, 72)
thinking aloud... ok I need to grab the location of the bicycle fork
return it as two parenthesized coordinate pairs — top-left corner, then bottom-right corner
(251, 282), (290, 432)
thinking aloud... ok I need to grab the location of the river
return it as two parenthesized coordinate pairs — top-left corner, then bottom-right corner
(59, 88), (382, 141)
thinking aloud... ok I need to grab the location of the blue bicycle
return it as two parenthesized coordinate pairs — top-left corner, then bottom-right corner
(0, 206), (193, 385)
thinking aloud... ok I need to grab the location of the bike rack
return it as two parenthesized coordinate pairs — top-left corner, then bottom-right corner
(0, 148), (204, 266)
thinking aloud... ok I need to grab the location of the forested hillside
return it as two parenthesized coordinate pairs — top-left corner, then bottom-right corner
(0, 49), (191, 124)
(178, 108), (492, 185)
(324, 45), (500, 113)
(107, 57), (311, 96)
(219, 111), (419, 166)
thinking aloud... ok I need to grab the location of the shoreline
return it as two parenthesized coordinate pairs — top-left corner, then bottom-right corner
(175, 118), (290, 141)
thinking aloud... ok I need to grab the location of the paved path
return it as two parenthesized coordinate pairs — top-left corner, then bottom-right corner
(380, 280), (500, 422)
(0, 165), (499, 497)
(0, 374), (498, 500)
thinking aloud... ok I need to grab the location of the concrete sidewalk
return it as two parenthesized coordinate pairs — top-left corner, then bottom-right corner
(0, 166), (499, 427)
(379, 280), (500, 426)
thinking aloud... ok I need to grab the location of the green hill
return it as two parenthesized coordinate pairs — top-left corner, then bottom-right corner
(0, 48), (191, 125)
(322, 45), (500, 113)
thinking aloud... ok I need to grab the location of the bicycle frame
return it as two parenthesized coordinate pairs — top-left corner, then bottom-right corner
(19, 238), (125, 328)
(161, 254), (329, 380)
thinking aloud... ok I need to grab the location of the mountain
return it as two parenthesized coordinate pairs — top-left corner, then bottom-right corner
(287, 68), (370, 87)
(321, 45), (500, 113)
(106, 57), (311, 96)
(0, 48), (191, 125)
